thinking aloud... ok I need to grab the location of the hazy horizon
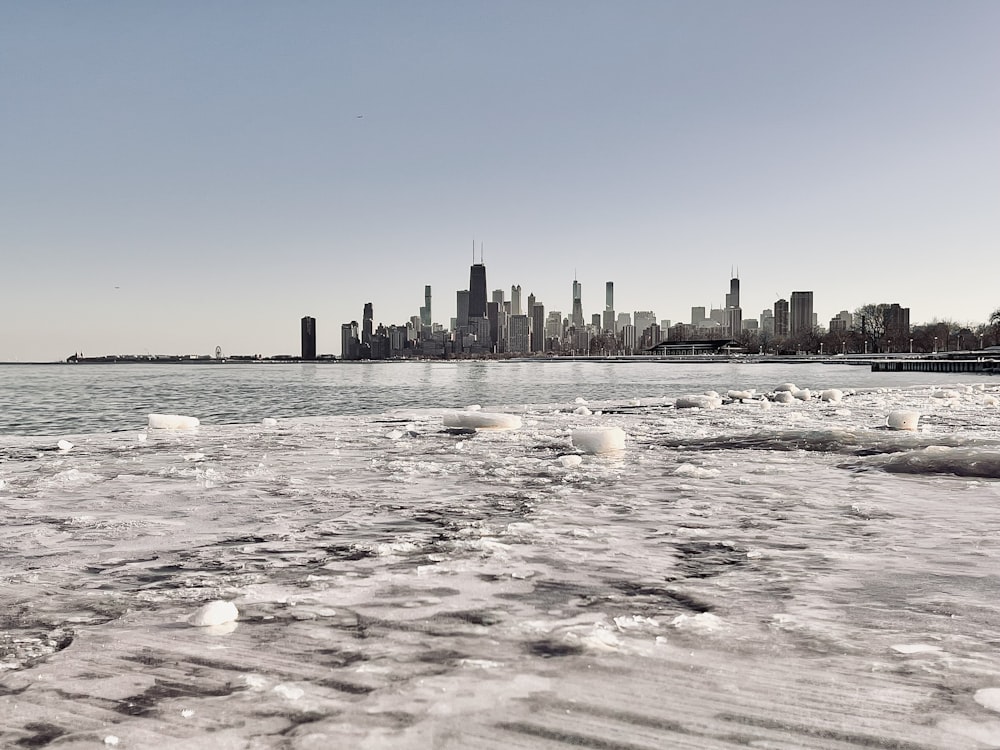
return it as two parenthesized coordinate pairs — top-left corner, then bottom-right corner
(3, 1), (998, 361)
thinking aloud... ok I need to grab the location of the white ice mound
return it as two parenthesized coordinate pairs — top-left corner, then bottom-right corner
(984, 396), (999, 408)
(772, 391), (795, 404)
(148, 413), (200, 430)
(261, 418), (278, 427)
(571, 427), (626, 454)
(443, 411), (522, 431)
(189, 600), (239, 627)
(820, 389), (843, 403)
(675, 394), (722, 409)
(887, 410), (920, 431)
(932, 389), (959, 399)
(775, 383), (799, 393)
(793, 388), (812, 401)
(974, 688), (1000, 713)
(574, 406), (592, 416)
(727, 389), (754, 400)
(57, 439), (73, 452)
(558, 454), (583, 468)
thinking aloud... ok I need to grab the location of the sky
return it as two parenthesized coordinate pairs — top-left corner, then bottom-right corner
(2, 1), (998, 360)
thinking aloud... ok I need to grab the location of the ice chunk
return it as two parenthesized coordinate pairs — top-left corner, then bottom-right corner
(385, 430), (404, 440)
(932, 389), (959, 399)
(891, 643), (942, 654)
(574, 397), (588, 404)
(775, 383), (799, 393)
(673, 463), (720, 479)
(573, 406), (592, 416)
(104, 737), (120, 747)
(772, 391), (795, 404)
(57, 439), (73, 452)
(466, 404), (482, 411)
(675, 394), (722, 409)
(671, 612), (723, 632)
(975, 688), (1000, 713)
(727, 389), (754, 400)
(148, 413), (200, 430)
(793, 388), (812, 401)
(985, 396), (999, 408)
(820, 389), (843, 402)
(571, 426), (626, 454)
(443, 412), (522, 430)
(272, 683), (305, 700)
(887, 411), (920, 431)
(261, 418), (278, 426)
(558, 454), (583, 468)
(188, 600), (239, 627)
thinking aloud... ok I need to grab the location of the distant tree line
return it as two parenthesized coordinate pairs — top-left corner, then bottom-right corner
(729, 304), (1000, 355)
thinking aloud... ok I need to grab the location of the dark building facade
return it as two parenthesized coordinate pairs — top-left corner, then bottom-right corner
(469, 263), (488, 321)
(774, 298), (789, 337)
(301, 316), (317, 360)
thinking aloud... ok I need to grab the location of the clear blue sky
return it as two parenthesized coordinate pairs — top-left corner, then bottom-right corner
(2, 1), (997, 360)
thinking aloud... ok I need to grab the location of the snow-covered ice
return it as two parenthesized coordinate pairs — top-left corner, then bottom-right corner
(1, 362), (999, 749)
(147, 413), (200, 429)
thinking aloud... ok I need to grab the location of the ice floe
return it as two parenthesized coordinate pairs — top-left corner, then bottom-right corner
(148, 413), (200, 430)
(443, 411), (522, 430)
(886, 410), (920, 431)
(571, 427), (626, 454)
(188, 600), (239, 627)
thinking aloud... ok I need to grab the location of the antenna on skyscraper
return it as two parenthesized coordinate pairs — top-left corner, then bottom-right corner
(480, 242), (484, 264)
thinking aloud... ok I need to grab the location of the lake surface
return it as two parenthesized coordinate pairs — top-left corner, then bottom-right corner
(2, 361), (1000, 748)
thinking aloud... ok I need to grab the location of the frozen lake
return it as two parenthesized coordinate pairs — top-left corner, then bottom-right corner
(2, 362), (1000, 748)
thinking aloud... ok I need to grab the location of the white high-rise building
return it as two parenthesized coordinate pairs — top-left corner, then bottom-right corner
(511, 285), (522, 316)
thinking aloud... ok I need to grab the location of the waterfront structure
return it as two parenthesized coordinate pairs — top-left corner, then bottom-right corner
(571, 279), (584, 327)
(300, 316), (316, 361)
(774, 299), (789, 336)
(790, 291), (814, 335)
(341, 321), (360, 360)
(508, 314), (530, 354)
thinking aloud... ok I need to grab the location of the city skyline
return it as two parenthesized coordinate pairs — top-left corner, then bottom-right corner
(2, 2), (998, 361)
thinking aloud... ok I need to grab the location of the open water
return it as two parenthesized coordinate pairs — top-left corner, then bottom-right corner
(2, 361), (1000, 749)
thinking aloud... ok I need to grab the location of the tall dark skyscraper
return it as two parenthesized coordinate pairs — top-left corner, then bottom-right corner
(469, 263), (487, 321)
(363, 302), (374, 344)
(774, 298), (789, 336)
(420, 285), (432, 327)
(571, 278), (584, 327)
(300, 316), (316, 360)
(790, 291), (814, 335)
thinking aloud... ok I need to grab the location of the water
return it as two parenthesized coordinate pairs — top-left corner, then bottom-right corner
(2, 362), (1000, 748)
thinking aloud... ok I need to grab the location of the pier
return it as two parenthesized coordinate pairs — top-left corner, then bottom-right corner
(871, 358), (999, 374)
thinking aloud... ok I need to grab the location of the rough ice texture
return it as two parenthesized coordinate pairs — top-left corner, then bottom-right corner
(793, 388), (812, 401)
(820, 389), (843, 403)
(974, 688), (1000, 713)
(727, 390), (754, 400)
(443, 412), (522, 430)
(775, 383), (799, 393)
(772, 391), (795, 404)
(57, 440), (73, 451)
(148, 413), (200, 430)
(558, 454), (584, 468)
(887, 411), (920, 431)
(188, 600), (239, 627)
(261, 418), (278, 426)
(571, 426), (626, 454)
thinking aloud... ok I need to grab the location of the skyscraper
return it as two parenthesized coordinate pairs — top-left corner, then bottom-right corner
(774, 299), (789, 336)
(790, 291), (814, 335)
(341, 321), (360, 360)
(456, 290), (470, 330)
(419, 285), (432, 327)
(571, 279), (584, 327)
(724, 274), (742, 336)
(531, 301), (545, 353)
(300, 316), (316, 361)
(606, 282), (614, 311)
(725, 276), (740, 308)
(469, 263), (487, 321)
(511, 285), (522, 316)
(508, 315), (530, 354)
